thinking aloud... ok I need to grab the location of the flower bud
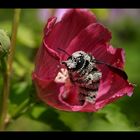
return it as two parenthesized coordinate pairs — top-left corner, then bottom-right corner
(0, 29), (10, 58)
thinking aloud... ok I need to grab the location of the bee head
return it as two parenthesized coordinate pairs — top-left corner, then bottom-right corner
(62, 51), (87, 71)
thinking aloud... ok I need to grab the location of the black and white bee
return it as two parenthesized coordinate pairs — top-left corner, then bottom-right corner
(58, 48), (128, 104)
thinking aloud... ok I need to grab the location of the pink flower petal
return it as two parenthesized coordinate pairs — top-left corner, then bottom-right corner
(95, 69), (134, 110)
(33, 75), (87, 111)
(55, 9), (69, 22)
(44, 9), (96, 51)
(44, 17), (57, 37)
(63, 23), (111, 59)
(35, 80), (72, 111)
(95, 45), (125, 69)
(33, 9), (134, 112)
(34, 42), (60, 81)
(32, 75), (71, 111)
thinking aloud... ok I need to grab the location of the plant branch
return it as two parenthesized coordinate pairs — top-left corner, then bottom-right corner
(0, 9), (21, 130)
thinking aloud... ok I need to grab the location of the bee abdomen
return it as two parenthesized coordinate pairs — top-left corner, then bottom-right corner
(70, 67), (101, 83)
(77, 70), (101, 104)
(79, 86), (98, 104)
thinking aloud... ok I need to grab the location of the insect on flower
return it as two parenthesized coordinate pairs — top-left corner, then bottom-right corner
(57, 48), (128, 105)
(32, 9), (134, 112)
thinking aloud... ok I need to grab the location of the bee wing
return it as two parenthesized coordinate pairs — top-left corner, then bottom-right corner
(105, 64), (128, 80)
(95, 60), (128, 80)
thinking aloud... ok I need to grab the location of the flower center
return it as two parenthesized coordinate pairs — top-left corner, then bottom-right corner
(54, 68), (73, 101)
(54, 68), (69, 83)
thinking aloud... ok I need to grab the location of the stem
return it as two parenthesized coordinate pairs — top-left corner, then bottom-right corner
(0, 9), (21, 130)
(0, 58), (8, 130)
(11, 98), (33, 119)
(8, 9), (21, 73)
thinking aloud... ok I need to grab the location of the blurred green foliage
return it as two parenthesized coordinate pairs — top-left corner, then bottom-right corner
(0, 9), (140, 131)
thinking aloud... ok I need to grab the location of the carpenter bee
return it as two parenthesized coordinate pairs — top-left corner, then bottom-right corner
(58, 48), (128, 104)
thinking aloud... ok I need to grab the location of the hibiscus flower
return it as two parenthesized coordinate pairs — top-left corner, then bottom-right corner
(32, 9), (134, 112)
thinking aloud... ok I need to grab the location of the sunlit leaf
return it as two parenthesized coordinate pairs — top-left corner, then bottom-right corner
(0, 21), (36, 48)
(6, 115), (51, 131)
(58, 104), (136, 131)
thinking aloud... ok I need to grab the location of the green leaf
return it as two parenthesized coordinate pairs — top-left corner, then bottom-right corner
(30, 104), (46, 119)
(17, 25), (36, 48)
(0, 21), (36, 48)
(58, 104), (135, 131)
(58, 111), (91, 131)
(9, 81), (29, 114)
(88, 104), (136, 131)
(6, 115), (51, 131)
(29, 107), (71, 131)
(14, 51), (34, 71)
(116, 86), (140, 130)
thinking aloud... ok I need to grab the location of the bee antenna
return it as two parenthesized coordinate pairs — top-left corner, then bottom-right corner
(57, 48), (71, 56)
(94, 59), (105, 64)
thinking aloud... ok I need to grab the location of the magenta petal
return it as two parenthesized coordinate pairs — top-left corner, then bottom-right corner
(95, 70), (134, 110)
(34, 42), (60, 81)
(44, 9), (96, 51)
(107, 45), (125, 68)
(33, 77), (72, 111)
(95, 45), (125, 69)
(34, 16), (60, 81)
(33, 9), (134, 112)
(44, 17), (57, 37)
(64, 23), (111, 59)
(33, 75), (86, 112)
(55, 9), (69, 22)
(79, 69), (134, 112)
(93, 44), (133, 110)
